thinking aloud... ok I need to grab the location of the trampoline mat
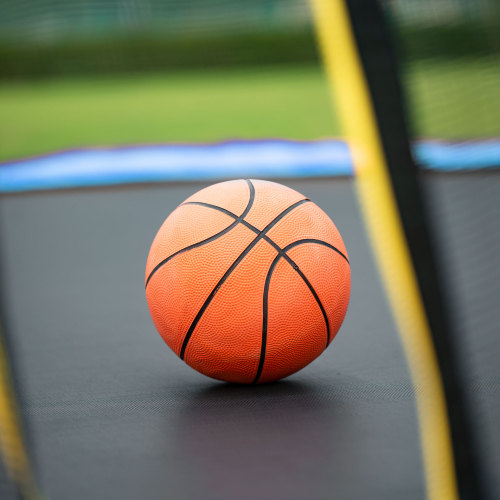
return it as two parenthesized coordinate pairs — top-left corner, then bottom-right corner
(0, 175), (498, 500)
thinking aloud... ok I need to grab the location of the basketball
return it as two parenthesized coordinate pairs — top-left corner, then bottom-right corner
(145, 179), (350, 383)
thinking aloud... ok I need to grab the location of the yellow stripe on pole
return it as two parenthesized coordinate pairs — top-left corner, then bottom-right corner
(309, 1), (458, 499)
(0, 327), (41, 499)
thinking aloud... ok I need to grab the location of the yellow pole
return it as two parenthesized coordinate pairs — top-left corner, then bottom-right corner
(0, 327), (41, 499)
(309, 1), (459, 499)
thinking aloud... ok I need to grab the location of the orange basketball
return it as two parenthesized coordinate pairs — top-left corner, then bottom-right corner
(145, 179), (350, 384)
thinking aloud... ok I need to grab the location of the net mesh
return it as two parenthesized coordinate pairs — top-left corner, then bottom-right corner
(388, 0), (500, 139)
(424, 172), (500, 498)
(387, 1), (500, 496)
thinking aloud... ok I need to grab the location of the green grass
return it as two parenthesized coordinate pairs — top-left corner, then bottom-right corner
(0, 66), (339, 162)
(0, 60), (498, 162)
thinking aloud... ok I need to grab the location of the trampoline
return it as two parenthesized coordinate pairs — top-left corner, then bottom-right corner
(0, 164), (499, 499)
(1, 1), (498, 499)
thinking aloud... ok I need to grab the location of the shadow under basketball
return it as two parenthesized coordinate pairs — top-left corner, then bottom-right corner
(169, 378), (360, 500)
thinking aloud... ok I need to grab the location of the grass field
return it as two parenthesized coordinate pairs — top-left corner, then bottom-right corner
(0, 60), (498, 162)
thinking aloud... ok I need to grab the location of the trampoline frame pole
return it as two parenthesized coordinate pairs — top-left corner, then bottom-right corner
(309, 1), (485, 499)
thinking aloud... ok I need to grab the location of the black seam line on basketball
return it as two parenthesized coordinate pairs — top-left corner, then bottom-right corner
(252, 256), (277, 384)
(181, 201), (331, 247)
(179, 200), (349, 265)
(181, 179), (255, 219)
(179, 198), (310, 360)
(252, 238), (349, 384)
(175, 200), (346, 365)
(256, 236), (331, 350)
(183, 201), (263, 235)
(157, 195), (347, 372)
(283, 238), (350, 264)
(177, 201), (334, 360)
(145, 179), (255, 289)
(283, 253), (331, 348)
(252, 249), (330, 384)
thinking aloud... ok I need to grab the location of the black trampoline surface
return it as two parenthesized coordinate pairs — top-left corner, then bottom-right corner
(0, 174), (498, 500)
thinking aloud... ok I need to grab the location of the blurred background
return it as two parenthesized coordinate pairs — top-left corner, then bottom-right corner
(0, 0), (498, 162)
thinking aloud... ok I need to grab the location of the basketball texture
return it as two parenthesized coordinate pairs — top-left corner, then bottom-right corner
(145, 179), (350, 383)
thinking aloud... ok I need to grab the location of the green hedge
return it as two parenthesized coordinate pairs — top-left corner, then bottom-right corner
(395, 22), (500, 61)
(0, 22), (497, 80)
(0, 30), (319, 80)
